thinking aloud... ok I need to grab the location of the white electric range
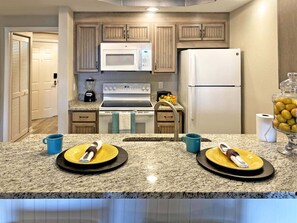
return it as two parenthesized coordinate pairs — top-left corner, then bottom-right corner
(99, 83), (154, 133)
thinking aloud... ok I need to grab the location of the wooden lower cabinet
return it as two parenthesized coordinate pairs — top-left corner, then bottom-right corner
(155, 111), (183, 134)
(70, 111), (98, 134)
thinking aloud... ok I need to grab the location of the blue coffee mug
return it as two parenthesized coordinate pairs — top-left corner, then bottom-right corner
(181, 133), (201, 153)
(43, 134), (63, 155)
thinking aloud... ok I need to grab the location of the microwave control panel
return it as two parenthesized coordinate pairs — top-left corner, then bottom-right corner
(141, 49), (152, 71)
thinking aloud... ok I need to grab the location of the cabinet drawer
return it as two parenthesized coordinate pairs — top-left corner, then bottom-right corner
(72, 112), (96, 122)
(156, 122), (183, 134)
(72, 123), (97, 134)
(157, 112), (181, 122)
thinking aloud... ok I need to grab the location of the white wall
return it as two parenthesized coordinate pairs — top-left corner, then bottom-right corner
(0, 27), (4, 141)
(230, 0), (278, 133)
(58, 7), (74, 134)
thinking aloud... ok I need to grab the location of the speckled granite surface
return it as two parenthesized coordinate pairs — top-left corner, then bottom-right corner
(0, 134), (296, 199)
(68, 100), (184, 111)
(68, 100), (101, 111)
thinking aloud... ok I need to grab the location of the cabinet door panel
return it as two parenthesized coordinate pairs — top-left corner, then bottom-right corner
(153, 24), (176, 73)
(103, 24), (126, 42)
(127, 24), (150, 42)
(76, 24), (99, 72)
(72, 123), (97, 134)
(202, 23), (225, 41)
(179, 24), (202, 41)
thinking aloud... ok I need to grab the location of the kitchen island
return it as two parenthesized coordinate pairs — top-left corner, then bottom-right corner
(0, 134), (296, 199)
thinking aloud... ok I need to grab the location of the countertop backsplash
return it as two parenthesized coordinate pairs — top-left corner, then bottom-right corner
(76, 71), (177, 102)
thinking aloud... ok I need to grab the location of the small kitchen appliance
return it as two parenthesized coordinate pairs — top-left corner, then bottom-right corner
(84, 78), (97, 102)
(100, 43), (152, 71)
(272, 72), (297, 156)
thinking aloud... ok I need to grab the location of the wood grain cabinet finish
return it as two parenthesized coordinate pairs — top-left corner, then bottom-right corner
(76, 23), (100, 72)
(178, 23), (225, 41)
(153, 24), (176, 73)
(155, 111), (183, 134)
(102, 24), (150, 42)
(70, 111), (98, 134)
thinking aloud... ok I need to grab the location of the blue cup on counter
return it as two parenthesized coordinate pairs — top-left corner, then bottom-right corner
(181, 133), (201, 153)
(43, 134), (63, 155)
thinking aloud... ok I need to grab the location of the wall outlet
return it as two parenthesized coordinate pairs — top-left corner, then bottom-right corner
(158, 82), (163, 89)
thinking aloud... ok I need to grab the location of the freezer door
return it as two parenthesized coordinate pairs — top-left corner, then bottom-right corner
(189, 49), (241, 86)
(187, 86), (241, 134)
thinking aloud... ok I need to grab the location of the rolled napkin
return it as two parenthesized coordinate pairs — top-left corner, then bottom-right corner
(219, 143), (249, 168)
(256, 113), (277, 142)
(79, 140), (103, 163)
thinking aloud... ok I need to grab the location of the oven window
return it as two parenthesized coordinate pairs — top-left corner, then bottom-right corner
(106, 54), (135, 66)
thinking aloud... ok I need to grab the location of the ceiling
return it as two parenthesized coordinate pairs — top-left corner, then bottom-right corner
(0, 0), (253, 16)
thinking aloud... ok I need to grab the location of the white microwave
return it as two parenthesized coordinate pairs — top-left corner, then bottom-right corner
(100, 42), (152, 71)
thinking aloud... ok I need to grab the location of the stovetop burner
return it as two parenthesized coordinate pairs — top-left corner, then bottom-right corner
(101, 100), (152, 108)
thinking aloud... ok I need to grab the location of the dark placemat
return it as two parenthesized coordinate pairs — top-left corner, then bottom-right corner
(196, 148), (275, 181)
(56, 146), (128, 174)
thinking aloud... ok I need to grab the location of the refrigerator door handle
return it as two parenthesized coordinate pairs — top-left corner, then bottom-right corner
(189, 87), (196, 121)
(189, 53), (197, 86)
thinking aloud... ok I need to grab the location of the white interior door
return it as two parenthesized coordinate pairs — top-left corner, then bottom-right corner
(188, 86), (241, 134)
(32, 41), (58, 120)
(11, 34), (30, 141)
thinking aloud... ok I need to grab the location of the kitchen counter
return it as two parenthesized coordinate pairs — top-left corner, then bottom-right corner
(68, 100), (184, 111)
(0, 134), (296, 199)
(68, 99), (101, 111)
(152, 101), (184, 111)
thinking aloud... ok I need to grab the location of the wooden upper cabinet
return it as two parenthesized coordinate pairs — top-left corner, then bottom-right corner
(102, 24), (126, 41)
(153, 24), (176, 74)
(202, 23), (225, 41)
(76, 23), (100, 73)
(102, 24), (150, 42)
(178, 23), (225, 41)
(179, 24), (202, 41)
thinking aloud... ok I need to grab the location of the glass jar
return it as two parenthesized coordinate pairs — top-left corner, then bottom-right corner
(272, 72), (297, 155)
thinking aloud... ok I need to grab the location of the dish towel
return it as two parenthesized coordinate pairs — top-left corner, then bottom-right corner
(112, 112), (136, 133)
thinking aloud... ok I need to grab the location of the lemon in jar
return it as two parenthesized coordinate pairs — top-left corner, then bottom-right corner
(287, 118), (296, 126)
(286, 103), (296, 111)
(281, 109), (292, 120)
(291, 108), (297, 118)
(275, 101), (285, 111)
(277, 114), (287, 123)
(281, 97), (293, 104)
(279, 123), (291, 132)
(292, 125), (297, 133)
(273, 119), (280, 127)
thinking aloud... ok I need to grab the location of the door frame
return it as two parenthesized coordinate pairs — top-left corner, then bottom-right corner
(3, 27), (58, 142)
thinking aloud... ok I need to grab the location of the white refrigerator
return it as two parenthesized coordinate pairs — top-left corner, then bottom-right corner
(178, 49), (241, 134)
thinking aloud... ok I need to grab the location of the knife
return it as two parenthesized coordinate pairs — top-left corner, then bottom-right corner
(79, 140), (103, 163)
(218, 143), (249, 168)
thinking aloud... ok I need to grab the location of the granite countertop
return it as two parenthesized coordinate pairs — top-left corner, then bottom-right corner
(0, 134), (296, 199)
(68, 100), (101, 111)
(68, 100), (184, 111)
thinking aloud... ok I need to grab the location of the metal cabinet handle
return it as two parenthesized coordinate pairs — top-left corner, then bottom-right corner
(202, 29), (206, 38)
(126, 30), (129, 39)
(79, 116), (89, 119)
(123, 30), (126, 39)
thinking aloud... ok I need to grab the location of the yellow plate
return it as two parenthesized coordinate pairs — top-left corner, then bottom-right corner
(205, 147), (264, 171)
(64, 144), (119, 165)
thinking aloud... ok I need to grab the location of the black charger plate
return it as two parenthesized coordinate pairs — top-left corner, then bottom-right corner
(56, 146), (128, 174)
(196, 148), (275, 181)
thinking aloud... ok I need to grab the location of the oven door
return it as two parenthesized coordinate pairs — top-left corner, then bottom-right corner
(99, 111), (154, 133)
